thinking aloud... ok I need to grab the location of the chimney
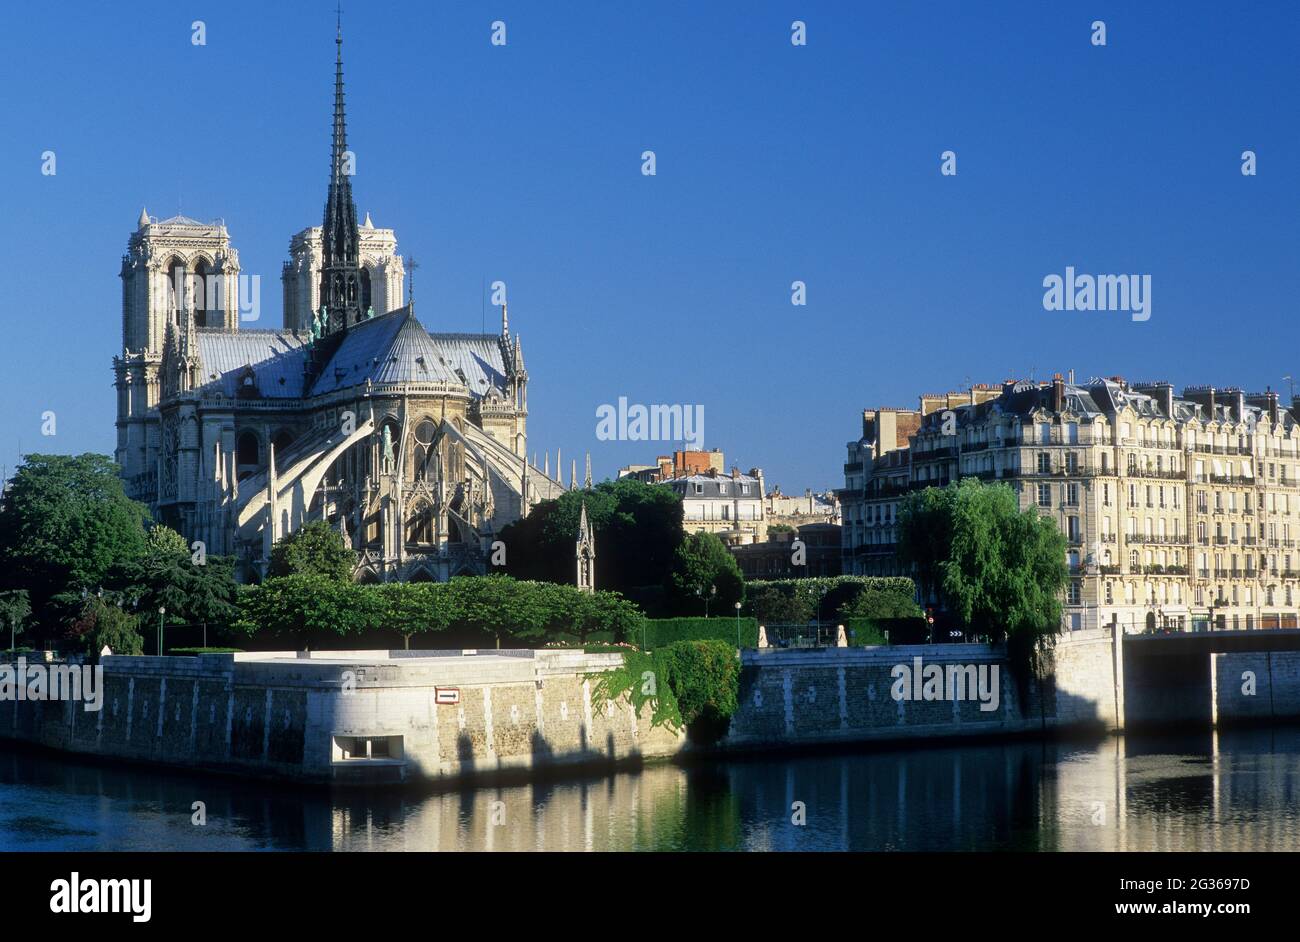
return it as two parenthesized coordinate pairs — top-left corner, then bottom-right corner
(1051, 373), (1064, 412)
(1133, 381), (1174, 419)
(1269, 389), (1280, 425)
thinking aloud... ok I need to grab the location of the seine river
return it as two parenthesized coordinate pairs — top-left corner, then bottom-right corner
(3, 728), (1299, 851)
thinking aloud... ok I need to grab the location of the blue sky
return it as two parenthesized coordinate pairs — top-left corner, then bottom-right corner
(0, 1), (1296, 493)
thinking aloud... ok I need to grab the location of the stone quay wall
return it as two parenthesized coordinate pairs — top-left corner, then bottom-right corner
(722, 629), (1123, 749)
(1211, 651), (1300, 724)
(0, 650), (685, 786)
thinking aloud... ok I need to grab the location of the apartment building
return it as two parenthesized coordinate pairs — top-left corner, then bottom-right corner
(840, 375), (1300, 632)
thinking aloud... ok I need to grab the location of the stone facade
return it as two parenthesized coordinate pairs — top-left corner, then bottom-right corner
(110, 31), (568, 581)
(841, 375), (1300, 634)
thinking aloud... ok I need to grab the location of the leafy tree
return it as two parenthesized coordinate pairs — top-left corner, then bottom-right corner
(670, 532), (744, 615)
(766, 523), (796, 540)
(500, 478), (684, 597)
(745, 583), (811, 623)
(0, 590), (31, 651)
(897, 478), (1067, 665)
(836, 582), (923, 620)
(70, 597), (144, 657)
(144, 524), (189, 559)
(0, 454), (149, 638)
(268, 520), (356, 581)
(234, 574), (370, 641)
(373, 582), (447, 649)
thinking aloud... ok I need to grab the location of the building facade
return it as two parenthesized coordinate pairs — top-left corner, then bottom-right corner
(840, 376), (1300, 633)
(111, 27), (566, 582)
(664, 467), (767, 544)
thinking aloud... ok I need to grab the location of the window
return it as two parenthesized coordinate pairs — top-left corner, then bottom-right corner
(333, 735), (404, 762)
(1038, 423), (1051, 444)
(1038, 452), (1051, 474)
(1037, 483), (1051, 508)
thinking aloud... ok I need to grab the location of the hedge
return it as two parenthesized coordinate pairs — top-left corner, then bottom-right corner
(640, 616), (759, 650)
(845, 616), (929, 646)
(744, 576), (920, 624)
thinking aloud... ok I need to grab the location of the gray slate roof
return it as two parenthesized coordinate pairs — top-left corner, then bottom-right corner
(195, 329), (310, 398)
(191, 309), (510, 402)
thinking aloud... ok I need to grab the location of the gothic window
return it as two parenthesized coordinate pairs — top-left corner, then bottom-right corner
(361, 267), (373, 315)
(193, 258), (212, 327)
(413, 420), (438, 479)
(237, 430), (260, 470)
(408, 500), (434, 545)
(165, 258), (186, 323)
(272, 429), (294, 460)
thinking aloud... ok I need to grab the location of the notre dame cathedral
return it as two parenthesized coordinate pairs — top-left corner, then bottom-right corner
(112, 26), (568, 582)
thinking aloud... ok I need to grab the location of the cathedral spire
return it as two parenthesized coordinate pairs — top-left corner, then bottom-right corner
(319, 12), (362, 336)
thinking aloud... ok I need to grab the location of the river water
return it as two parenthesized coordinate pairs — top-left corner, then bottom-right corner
(2, 728), (1299, 851)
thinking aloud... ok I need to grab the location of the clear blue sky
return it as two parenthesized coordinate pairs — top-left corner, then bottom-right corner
(1, 1), (1296, 493)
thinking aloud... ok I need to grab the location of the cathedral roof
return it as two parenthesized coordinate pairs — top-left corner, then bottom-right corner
(310, 308), (456, 394)
(185, 308), (513, 402)
(194, 328), (310, 397)
(428, 332), (509, 396)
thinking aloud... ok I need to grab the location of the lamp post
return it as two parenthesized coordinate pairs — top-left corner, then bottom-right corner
(734, 601), (742, 650)
(158, 606), (166, 657)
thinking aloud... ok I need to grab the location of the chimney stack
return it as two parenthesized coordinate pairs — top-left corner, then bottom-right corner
(1051, 373), (1064, 412)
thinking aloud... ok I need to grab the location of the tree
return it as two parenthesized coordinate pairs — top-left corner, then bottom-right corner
(897, 478), (1067, 658)
(670, 532), (744, 615)
(69, 597), (144, 657)
(234, 574), (370, 642)
(0, 454), (150, 638)
(373, 582), (446, 649)
(500, 478), (684, 597)
(0, 590), (31, 651)
(268, 520), (356, 581)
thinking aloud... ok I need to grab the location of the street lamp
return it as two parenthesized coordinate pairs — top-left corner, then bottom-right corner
(158, 606), (166, 657)
(734, 601), (742, 650)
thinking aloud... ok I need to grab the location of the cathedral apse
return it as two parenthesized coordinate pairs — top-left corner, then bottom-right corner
(111, 25), (567, 582)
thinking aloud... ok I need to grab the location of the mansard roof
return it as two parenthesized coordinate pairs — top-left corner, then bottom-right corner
(194, 328), (310, 398)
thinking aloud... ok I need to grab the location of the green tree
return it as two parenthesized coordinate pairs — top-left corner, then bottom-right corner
(69, 597), (144, 657)
(499, 478), (684, 599)
(0, 590), (31, 651)
(373, 582), (447, 649)
(268, 520), (356, 581)
(0, 454), (150, 638)
(234, 574), (369, 642)
(897, 478), (1067, 658)
(670, 532), (744, 615)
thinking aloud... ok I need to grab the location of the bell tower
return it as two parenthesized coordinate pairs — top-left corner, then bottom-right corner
(114, 211), (239, 491)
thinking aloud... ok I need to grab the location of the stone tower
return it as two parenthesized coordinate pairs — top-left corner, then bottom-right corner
(576, 502), (596, 593)
(114, 212), (240, 494)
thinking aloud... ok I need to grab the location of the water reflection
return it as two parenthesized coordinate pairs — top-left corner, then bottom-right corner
(3, 728), (1299, 851)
